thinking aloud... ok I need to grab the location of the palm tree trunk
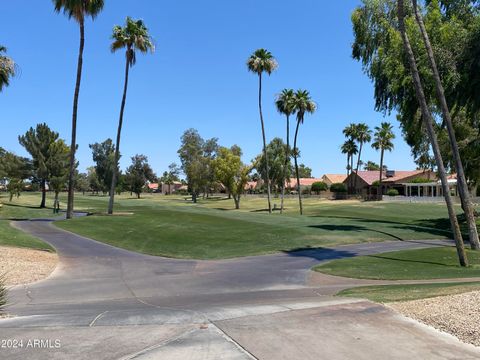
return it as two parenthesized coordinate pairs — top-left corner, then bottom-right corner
(350, 154), (354, 193)
(66, 18), (85, 220)
(280, 114), (290, 214)
(354, 143), (363, 193)
(397, 0), (468, 266)
(412, 0), (480, 250)
(346, 154), (350, 178)
(40, 179), (46, 208)
(378, 149), (384, 200)
(258, 73), (272, 214)
(293, 119), (303, 215)
(108, 52), (130, 215)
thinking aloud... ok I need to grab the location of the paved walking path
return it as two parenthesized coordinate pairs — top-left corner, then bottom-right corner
(1, 217), (479, 359)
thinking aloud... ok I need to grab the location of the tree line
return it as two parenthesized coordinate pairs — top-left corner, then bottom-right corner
(1, 1), (154, 217)
(0, 124), (157, 206)
(176, 128), (314, 209)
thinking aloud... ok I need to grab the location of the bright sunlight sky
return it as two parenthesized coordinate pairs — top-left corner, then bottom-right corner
(0, 0), (416, 177)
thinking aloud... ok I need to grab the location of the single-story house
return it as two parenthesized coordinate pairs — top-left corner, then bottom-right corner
(321, 174), (347, 186)
(149, 181), (185, 194)
(343, 170), (436, 195)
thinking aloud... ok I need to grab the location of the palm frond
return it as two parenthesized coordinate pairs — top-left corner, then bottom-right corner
(110, 17), (155, 64)
(52, 0), (104, 22)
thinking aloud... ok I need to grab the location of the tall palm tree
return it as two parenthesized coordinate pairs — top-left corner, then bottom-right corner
(0, 46), (16, 91)
(341, 139), (358, 180)
(247, 49), (278, 214)
(372, 122), (395, 199)
(343, 123), (358, 192)
(292, 90), (316, 215)
(397, 0), (468, 266)
(53, 0), (104, 219)
(352, 123), (372, 192)
(275, 89), (296, 214)
(107, 17), (155, 215)
(411, 0), (479, 250)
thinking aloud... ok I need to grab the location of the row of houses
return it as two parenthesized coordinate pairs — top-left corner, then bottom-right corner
(149, 169), (463, 198)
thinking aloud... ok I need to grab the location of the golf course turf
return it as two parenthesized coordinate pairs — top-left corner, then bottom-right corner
(337, 281), (480, 302)
(314, 247), (480, 280)
(2, 192), (479, 259)
(53, 193), (473, 259)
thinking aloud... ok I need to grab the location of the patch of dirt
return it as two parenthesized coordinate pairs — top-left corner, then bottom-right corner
(0, 246), (58, 286)
(390, 291), (480, 347)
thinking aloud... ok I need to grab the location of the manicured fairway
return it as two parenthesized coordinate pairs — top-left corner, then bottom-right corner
(2, 192), (478, 259)
(53, 193), (468, 259)
(314, 247), (480, 280)
(337, 282), (480, 302)
(0, 195), (55, 251)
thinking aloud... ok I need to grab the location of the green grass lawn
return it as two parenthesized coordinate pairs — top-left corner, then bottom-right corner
(1, 191), (478, 259)
(0, 194), (55, 251)
(314, 247), (480, 280)
(337, 282), (480, 302)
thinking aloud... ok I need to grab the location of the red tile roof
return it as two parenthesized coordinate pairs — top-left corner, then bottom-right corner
(352, 170), (433, 185)
(287, 178), (323, 188)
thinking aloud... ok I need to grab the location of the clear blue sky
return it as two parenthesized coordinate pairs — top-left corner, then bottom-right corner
(1, 0), (416, 177)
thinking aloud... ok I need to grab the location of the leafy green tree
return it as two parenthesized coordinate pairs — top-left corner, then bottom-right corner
(411, 0), (479, 249)
(330, 183), (347, 193)
(372, 122), (395, 197)
(178, 129), (204, 203)
(53, 0), (104, 219)
(297, 164), (313, 178)
(397, 0), (469, 264)
(108, 17), (155, 214)
(202, 138), (219, 197)
(0, 151), (31, 202)
(74, 172), (89, 195)
(254, 138), (291, 195)
(89, 139), (116, 193)
(0, 46), (16, 91)
(177, 129), (217, 203)
(213, 146), (251, 209)
(18, 123), (67, 208)
(125, 154), (156, 199)
(160, 163), (181, 194)
(311, 181), (328, 194)
(247, 49), (278, 214)
(292, 90), (316, 215)
(276, 89), (296, 213)
(86, 166), (102, 194)
(352, 0), (470, 263)
(47, 140), (70, 207)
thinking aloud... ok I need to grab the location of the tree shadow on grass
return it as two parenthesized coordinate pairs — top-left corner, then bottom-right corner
(307, 217), (452, 240)
(307, 224), (405, 241)
(1, 203), (46, 210)
(367, 254), (454, 267)
(283, 246), (358, 261)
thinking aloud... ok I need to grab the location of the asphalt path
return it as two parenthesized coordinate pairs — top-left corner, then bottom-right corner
(1, 216), (479, 359)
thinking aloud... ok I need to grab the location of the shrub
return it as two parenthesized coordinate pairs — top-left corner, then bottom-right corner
(372, 180), (380, 186)
(387, 189), (399, 196)
(311, 181), (328, 194)
(330, 183), (347, 193)
(0, 275), (6, 314)
(409, 177), (431, 184)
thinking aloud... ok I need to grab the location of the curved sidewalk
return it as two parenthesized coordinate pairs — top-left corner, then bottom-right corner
(1, 217), (478, 359)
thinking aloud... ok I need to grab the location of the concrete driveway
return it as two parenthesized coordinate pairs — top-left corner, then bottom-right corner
(1, 218), (479, 359)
